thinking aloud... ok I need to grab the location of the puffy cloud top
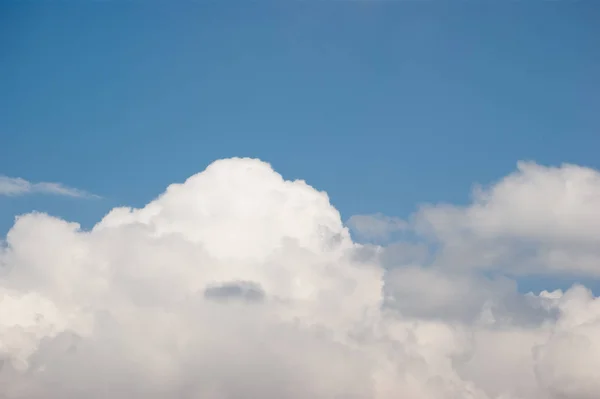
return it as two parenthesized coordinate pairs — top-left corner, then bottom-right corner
(96, 158), (350, 260)
(417, 162), (600, 275)
(1, 158), (599, 399)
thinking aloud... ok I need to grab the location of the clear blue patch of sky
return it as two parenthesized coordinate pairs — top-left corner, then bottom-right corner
(1, 1), (599, 292)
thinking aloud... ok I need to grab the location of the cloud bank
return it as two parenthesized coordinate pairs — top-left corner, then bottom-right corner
(0, 176), (97, 198)
(1, 158), (599, 399)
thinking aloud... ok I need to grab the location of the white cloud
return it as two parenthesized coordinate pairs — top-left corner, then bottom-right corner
(0, 157), (599, 399)
(415, 161), (600, 276)
(0, 175), (98, 198)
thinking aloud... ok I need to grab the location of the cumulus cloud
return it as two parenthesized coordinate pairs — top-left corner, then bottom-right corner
(0, 157), (599, 399)
(415, 161), (600, 276)
(0, 176), (98, 198)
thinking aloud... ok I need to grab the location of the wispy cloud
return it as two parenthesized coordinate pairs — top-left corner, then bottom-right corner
(347, 212), (408, 241)
(0, 175), (99, 198)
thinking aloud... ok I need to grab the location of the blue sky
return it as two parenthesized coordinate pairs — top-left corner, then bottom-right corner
(1, 2), (599, 245)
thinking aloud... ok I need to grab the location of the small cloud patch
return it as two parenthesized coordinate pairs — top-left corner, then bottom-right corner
(0, 176), (99, 198)
(204, 280), (266, 303)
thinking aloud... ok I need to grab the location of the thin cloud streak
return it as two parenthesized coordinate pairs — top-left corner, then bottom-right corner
(0, 175), (99, 199)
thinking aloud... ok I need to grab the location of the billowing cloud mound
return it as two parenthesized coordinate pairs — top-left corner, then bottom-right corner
(416, 161), (600, 276)
(1, 158), (599, 399)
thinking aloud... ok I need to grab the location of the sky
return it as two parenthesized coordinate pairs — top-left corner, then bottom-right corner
(2, 1), (598, 229)
(1, 2), (600, 398)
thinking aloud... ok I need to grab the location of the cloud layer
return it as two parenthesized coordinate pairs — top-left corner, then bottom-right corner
(1, 158), (599, 399)
(0, 176), (97, 198)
